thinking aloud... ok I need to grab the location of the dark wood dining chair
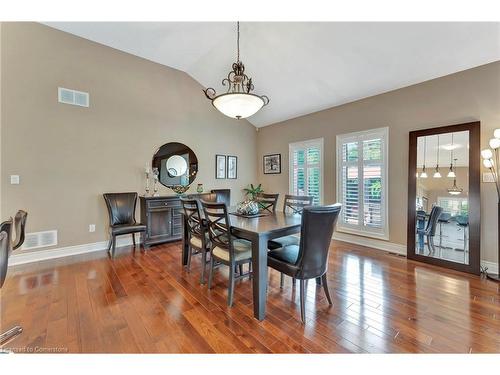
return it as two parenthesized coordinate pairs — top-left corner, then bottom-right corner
(103, 192), (146, 257)
(268, 194), (313, 250)
(201, 201), (252, 307)
(267, 204), (341, 323)
(256, 193), (279, 213)
(211, 189), (231, 206)
(180, 197), (211, 284)
(0, 217), (23, 345)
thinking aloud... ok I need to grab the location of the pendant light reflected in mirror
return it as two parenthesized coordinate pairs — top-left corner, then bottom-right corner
(447, 158), (463, 195)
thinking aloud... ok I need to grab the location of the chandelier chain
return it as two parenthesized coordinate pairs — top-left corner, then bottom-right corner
(237, 21), (240, 63)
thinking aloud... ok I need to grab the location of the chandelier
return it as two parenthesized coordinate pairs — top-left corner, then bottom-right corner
(203, 22), (269, 119)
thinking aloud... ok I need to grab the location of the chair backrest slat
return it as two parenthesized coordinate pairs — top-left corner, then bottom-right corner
(180, 198), (205, 240)
(201, 201), (235, 260)
(256, 193), (279, 213)
(283, 194), (313, 214)
(295, 204), (341, 279)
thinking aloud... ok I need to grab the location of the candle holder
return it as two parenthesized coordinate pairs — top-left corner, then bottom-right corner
(152, 167), (160, 197)
(145, 171), (150, 196)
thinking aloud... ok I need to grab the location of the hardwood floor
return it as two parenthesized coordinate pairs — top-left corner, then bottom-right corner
(1, 240), (500, 353)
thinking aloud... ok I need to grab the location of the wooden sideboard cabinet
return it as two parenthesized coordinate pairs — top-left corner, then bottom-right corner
(140, 196), (183, 248)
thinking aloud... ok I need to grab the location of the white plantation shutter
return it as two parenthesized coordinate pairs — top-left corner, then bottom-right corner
(289, 139), (323, 205)
(337, 128), (389, 239)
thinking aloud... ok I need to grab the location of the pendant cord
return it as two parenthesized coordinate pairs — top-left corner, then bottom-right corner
(423, 137), (426, 168)
(237, 21), (240, 63)
(436, 135), (440, 168)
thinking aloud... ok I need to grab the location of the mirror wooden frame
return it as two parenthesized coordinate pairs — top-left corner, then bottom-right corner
(407, 121), (480, 275)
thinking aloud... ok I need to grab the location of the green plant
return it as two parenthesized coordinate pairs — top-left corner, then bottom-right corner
(243, 183), (264, 200)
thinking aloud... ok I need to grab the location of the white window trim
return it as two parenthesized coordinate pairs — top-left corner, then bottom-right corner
(289, 138), (324, 205)
(336, 127), (389, 240)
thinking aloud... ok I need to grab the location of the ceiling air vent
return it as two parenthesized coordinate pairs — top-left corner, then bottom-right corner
(58, 87), (89, 107)
(22, 230), (58, 251)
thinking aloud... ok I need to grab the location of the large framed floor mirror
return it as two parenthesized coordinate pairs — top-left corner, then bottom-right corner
(407, 122), (480, 274)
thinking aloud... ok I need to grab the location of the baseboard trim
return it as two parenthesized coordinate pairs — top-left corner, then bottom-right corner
(332, 231), (498, 275)
(9, 234), (140, 266)
(333, 232), (407, 255)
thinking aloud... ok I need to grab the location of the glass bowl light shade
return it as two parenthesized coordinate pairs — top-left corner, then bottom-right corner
(481, 148), (493, 159)
(433, 170), (442, 178)
(483, 159), (494, 168)
(447, 170), (456, 178)
(494, 128), (500, 138)
(212, 93), (265, 119)
(489, 138), (500, 149)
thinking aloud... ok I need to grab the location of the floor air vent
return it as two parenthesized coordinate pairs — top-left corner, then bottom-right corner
(22, 230), (58, 250)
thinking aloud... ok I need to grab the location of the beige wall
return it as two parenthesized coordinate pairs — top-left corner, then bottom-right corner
(257, 61), (500, 263)
(1, 22), (257, 251)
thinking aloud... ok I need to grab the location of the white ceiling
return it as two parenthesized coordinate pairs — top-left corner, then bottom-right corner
(44, 22), (500, 127)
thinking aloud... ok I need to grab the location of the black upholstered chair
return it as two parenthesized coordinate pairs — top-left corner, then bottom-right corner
(256, 193), (279, 213)
(0, 217), (23, 345)
(103, 192), (146, 257)
(211, 189), (231, 206)
(268, 195), (313, 250)
(417, 205), (443, 254)
(202, 201), (252, 307)
(267, 204), (341, 323)
(12, 210), (28, 250)
(181, 198), (211, 284)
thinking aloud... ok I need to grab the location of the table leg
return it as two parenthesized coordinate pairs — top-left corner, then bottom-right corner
(252, 235), (268, 321)
(182, 215), (189, 266)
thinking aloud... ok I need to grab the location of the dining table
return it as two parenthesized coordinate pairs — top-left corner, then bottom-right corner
(181, 208), (303, 321)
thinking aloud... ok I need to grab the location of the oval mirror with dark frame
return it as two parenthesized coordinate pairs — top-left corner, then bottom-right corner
(407, 121), (480, 275)
(152, 142), (198, 194)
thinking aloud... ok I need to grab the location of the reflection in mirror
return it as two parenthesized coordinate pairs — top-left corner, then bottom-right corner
(152, 142), (198, 194)
(415, 131), (469, 264)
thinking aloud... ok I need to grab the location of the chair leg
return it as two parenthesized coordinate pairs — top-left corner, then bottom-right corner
(186, 245), (193, 272)
(292, 277), (296, 287)
(299, 279), (306, 323)
(239, 264), (243, 276)
(280, 273), (284, 289)
(321, 274), (333, 305)
(208, 257), (214, 289)
(0, 325), (23, 345)
(132, 233), (136, 248)
(200, 248), (207, 284)
(107, 237), (112, 252)
(111, 235), (116, 258)
(228, 263), (235, 307)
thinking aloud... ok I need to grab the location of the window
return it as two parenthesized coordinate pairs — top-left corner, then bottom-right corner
(336, 127), (389, 239)
(289, 138), (323, 205)
(437, 197), (468, 216)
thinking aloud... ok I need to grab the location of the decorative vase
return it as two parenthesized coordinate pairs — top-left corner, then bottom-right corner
(236, 200), (259, 216)
(196, 183), (203, 193)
